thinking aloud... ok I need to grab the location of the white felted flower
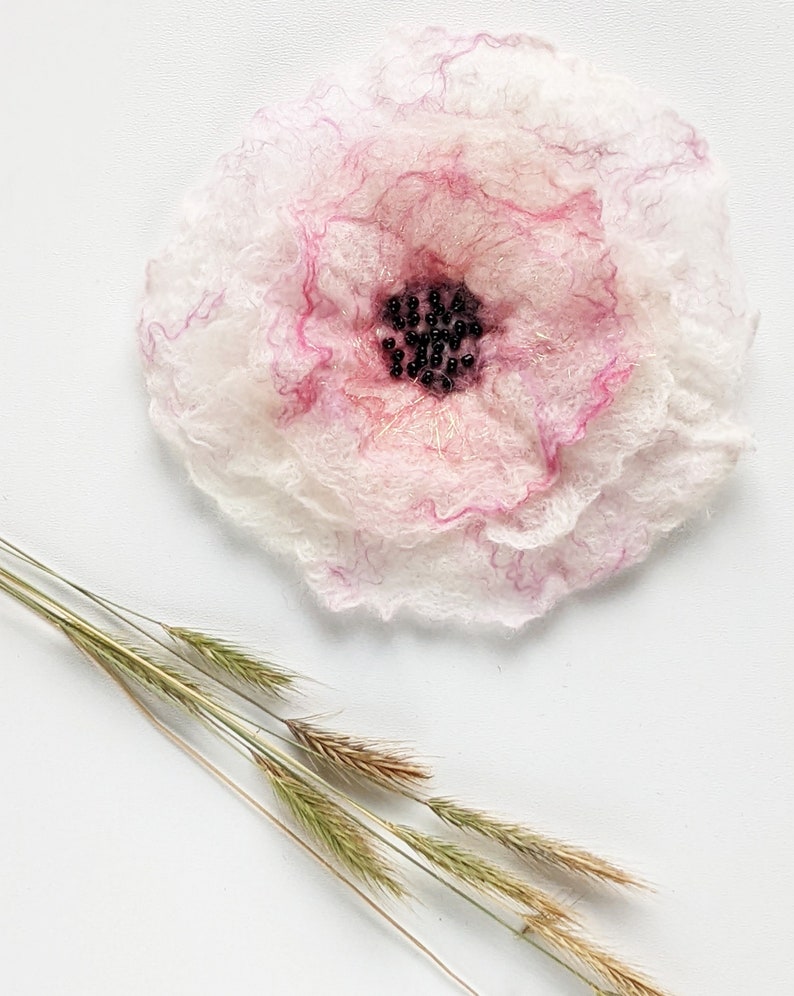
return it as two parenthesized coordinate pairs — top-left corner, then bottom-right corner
(140, 28), (753, 629)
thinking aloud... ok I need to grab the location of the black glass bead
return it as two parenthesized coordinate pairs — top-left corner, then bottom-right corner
(380, 282), (486, 392)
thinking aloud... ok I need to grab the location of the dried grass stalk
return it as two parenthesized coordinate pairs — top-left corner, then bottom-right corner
(428, 798), (640, 888)
(67, 626), (206, 714)
(255, 753), (405, 897)
(166, 625), (296, 697)
(0, 543), (671, 996)
(286, 717), (431, 790)
(393, 826), (570, 922)
(525, 916), (670, 996)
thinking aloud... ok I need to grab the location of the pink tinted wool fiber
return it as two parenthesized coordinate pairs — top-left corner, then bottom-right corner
(140, 29), (753, 629)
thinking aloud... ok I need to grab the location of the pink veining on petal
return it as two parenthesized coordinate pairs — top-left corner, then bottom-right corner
(139, 289), (226, 363)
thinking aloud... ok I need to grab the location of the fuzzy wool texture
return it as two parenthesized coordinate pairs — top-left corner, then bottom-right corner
(140, 29), (753, 629)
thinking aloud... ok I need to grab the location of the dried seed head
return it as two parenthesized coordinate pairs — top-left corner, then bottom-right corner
(286, 718), (431, 790)
(393, 826), (571, 923)
(166, 625), (296, 697)
(254, 754), (405, 898)
(524, 917), (670, 996)
(427, 797), (642, 888)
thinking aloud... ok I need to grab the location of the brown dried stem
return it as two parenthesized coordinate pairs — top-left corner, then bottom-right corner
(94, 656), (481, 996)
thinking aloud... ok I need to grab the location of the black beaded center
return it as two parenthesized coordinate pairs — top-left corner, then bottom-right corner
(379, 281), (485, 394)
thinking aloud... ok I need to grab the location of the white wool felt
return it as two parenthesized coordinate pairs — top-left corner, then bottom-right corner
(140, 29), (754, 629)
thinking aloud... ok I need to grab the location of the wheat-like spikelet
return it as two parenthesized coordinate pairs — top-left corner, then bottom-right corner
(166, 625), (296, 697)
(286, 717), (431, 790)
(427, 798), (640, 888)
(67, 626), (207, 715)
(254, 753), (405, 897)
(392, 826), (571, 922)
(524, 916), (670, 996)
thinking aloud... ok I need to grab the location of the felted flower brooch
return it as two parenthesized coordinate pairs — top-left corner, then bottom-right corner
(140, 28), (753, 628)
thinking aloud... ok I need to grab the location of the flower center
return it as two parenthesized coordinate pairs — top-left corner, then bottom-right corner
(380, 281), (484, 394)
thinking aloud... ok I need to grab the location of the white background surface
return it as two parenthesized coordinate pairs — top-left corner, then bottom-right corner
(1, 2), (792, 994)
